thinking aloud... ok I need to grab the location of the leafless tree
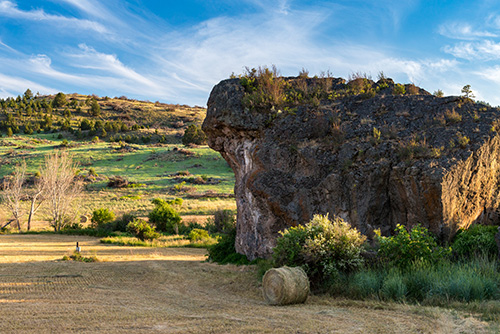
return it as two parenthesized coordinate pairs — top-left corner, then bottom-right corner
(26, 174), (45, 231)
(39, 151), (82, 231)
(1, 161), (26, 230)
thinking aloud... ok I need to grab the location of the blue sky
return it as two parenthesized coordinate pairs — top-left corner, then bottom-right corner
(0, 0), (500, 106)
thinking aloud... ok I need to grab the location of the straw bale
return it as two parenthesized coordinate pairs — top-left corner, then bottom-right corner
(262, 266), (309, 305)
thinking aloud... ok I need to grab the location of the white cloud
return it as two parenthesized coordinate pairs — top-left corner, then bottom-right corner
(438, 22), (497, 40)
(0, 0), (107, 34)
(0, 72), (55, 98)
(444, 40), (500, 60)
(69, 44), (160, 90)
(476, 65), (500, 84)
(57, 0), (109, 19)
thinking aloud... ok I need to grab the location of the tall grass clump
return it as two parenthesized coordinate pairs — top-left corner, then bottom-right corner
(330, 224), (500, 305)
(273, 214), (366, 289)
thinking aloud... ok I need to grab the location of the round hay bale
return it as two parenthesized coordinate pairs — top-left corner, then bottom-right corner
(262, 266), (309, 305)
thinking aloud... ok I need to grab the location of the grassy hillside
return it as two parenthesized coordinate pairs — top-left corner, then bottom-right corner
(0, 92), (235, 229)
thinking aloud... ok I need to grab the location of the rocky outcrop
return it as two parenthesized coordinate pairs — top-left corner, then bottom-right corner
(203, 77), (500, 260)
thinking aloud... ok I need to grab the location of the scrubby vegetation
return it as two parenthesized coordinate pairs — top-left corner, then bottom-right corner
(0, 90), (206, 145)
(237, 66), (424, 112)
(126, 218), (160, 241)
(266, 214), (500, 305)
(272, 214), (366, 286)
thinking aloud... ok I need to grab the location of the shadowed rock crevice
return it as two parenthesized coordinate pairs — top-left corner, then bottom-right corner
(203, 78), (500, 260)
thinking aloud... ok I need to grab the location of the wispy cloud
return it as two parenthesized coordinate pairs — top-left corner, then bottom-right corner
(0, 0), (108, 34)
(444, 40), (500, 60)
(0, 1), (494, 106)
(475, 65), (500, 84)
(56, 0), (110, 19)
(69, 44), (159, 89)
(438, 22), (497, 40)
(0, 72), (55, 98)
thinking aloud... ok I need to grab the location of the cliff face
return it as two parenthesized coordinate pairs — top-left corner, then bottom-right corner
(203, 78), (500, 260)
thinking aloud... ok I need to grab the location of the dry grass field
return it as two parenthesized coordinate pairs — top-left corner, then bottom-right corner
(0, 234), (494, 333)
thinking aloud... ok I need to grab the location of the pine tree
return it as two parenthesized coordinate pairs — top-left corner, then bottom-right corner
(90, 100), (101, 117)
(53, 92), (67, 108)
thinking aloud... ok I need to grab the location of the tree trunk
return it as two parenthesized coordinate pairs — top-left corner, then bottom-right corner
(27, 193), (43, 231)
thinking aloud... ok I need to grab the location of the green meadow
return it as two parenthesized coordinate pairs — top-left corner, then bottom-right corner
(0, 134), (236, 228)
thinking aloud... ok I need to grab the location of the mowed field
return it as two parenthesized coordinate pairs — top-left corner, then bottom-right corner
(0, 234), (492, 333)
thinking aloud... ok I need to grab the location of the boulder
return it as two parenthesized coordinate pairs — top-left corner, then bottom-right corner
(203, 77), (500, 260)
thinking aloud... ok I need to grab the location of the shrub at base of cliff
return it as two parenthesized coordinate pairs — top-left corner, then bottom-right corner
(452, 224), (498, 259)
(205, 209), (236, 234)
(126, 219), (159, 241)
(376, 224), (451, 270)
(148, 198), (182, 234)
(272, 214), (366, 288)
(207, 227), (250, 265)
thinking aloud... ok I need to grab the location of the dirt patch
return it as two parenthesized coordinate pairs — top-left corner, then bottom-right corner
(0, 234), (492, 333)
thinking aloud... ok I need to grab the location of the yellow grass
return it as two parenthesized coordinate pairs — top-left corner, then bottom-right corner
(0, 234), (493, 333)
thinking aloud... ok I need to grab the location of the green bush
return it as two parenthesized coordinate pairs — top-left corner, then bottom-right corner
(207, 227), (249, 265)
(126, 219), (159, 241)
(376, 224), (451, 270)
(188, 228), (210, 242)
(114, 213), (136, 232)
(182, 124), (207, 145)
(273, 214), (366, 285)
(148, 198), (182, 234)
(452, 224), (498, 259)
(392, 84), (406, 95)
(91, 208), (115, 228)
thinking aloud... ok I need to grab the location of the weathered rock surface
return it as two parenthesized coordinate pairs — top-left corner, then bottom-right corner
(203, 78), (500, 260)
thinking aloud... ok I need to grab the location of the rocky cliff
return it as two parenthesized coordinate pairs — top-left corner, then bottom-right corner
(203, 76), (500, 260)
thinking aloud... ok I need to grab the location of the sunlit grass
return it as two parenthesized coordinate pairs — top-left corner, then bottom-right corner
(100, 234), (218, 248)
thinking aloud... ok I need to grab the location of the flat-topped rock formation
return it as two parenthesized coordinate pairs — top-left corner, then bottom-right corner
(203, 75), (500, 260)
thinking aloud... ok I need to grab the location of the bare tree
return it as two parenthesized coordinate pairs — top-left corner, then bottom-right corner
(1, 162), (26, 230)
(26, 174), (45, 231)
(40, 151), (82, 231)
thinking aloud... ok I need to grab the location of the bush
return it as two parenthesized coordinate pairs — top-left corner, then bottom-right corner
(206, 209), (235, 234)
(207, 227), (250, 265)
(182, 124), (207, 145)
(148, 198), (182, 234)
(273, 214), (366, 286)
(392, 84), (406, 95)
(91, 208), (115, 228)
(376, 224), (451, 270)
(452, 224), (498, 259)
(114, 213), (136, 232)
(126, 219), (159, 241)
(188, 228), (210, 242)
